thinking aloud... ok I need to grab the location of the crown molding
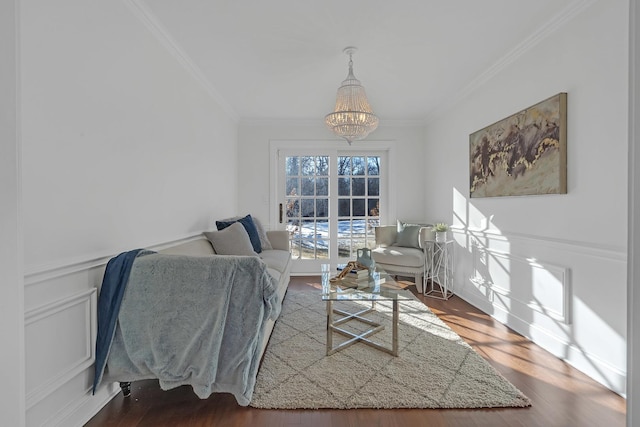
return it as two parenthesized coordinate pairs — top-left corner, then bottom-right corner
(123, 0), (239, 122)
(424, 0), (598, 124)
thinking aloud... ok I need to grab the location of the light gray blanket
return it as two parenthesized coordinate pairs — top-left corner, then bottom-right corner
(104, 253), (280, 406)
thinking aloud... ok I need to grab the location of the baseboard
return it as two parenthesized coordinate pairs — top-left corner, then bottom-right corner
(458, 288), (626, 396)
(44, 382), (119, 427)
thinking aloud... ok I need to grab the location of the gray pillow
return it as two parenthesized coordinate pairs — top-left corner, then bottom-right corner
(252, 216), (273, 250)
(216, 214), (273, 250)
(204, 222), (257, 256)
(395, 220), (422, 248)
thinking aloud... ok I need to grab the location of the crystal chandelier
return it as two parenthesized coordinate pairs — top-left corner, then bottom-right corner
(325, 47), (379, 144)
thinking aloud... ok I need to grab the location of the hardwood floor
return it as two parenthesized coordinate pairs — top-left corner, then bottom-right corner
(85, 276), (625, 427)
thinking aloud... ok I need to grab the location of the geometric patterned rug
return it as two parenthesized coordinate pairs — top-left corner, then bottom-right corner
(250, 287), (531, 409)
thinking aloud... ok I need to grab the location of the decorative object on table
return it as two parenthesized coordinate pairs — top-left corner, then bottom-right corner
(469, 92), (567, 198)
(251, 287), (531, 409)
(330, 261), (368, 282)
(356, 247), (375, 274)
(433, 223), (449, 243)
(325, 46), (379, 144)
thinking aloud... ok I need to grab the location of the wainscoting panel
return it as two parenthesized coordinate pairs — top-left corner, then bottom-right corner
(23, 234), (202, 427)
(470, 243), (570, 324)
(452, 228), (627, 395)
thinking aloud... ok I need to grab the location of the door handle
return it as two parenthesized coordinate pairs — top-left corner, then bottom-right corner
(279, 203), (283, 223)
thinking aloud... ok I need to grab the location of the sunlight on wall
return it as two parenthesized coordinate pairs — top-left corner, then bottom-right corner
(451, 187), (625, 393)
(452, 186), (574, 326)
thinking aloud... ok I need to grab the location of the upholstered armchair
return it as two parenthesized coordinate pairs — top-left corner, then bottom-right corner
(371, 221), (434, 293)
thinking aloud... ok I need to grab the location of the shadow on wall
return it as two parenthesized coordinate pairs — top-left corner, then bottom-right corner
(450, 187), (624, 393)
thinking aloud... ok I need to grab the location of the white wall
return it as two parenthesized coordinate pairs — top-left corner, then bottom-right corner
(237, 121), (427, 233)
(19, 1), (238, 425)
(1, 1), (25, 425)
(424, 0), (628, 394)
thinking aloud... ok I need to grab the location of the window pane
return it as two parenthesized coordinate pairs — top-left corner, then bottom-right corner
(368, 199), (380, 216)
(287, 220), (301, 237)
(299, 240), (315, 259)
(352, 199), (365, 216)
(301, 199), (314, 217)
(367, 157), (380, 175)
(290, 241), (301, 259)
(301, 156), (315, 176)
(286, 157), (299, 176)
(368, 177), (379, 196)
(338, 219), (351, 239)
(301, 177), (315, 196)
(286, 177), (299, 196)
(352, 178), (365, 196)
(338, 239), (351, 258)
(338, 177), (350, 196)
(316, 177), (328, 196)
(317, 219), (328, 248)
(338, 199), (350, 216)
(316, 156), (329, 175)
(316, 198), (328, 217)
(286, 199), (299, 218)
(338, 157), (351, 176)
(352, 156), (365, 175)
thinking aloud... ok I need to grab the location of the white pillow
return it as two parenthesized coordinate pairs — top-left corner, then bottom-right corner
(204, 222), (257, 256)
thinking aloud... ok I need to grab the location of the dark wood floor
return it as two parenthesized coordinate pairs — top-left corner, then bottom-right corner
(86, 276), (626, 427)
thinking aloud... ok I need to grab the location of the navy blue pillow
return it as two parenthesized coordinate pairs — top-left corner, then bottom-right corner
(216, 214), (262, 253)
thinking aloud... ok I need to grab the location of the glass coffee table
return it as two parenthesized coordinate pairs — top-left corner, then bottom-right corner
(321, 264), (417, 356)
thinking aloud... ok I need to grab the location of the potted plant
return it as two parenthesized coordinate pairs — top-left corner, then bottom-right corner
(433, 223), (449, 243)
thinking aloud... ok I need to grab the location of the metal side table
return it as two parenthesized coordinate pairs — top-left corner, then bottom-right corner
(423, 239), (454, 300)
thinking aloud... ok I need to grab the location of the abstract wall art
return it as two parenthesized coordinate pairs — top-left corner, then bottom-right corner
(469, 93), (567, 198)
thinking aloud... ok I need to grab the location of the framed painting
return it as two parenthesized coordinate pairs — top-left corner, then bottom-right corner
(469, 92), (567, 198)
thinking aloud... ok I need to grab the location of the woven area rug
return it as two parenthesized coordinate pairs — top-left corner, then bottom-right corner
(250, 287), (531, 409)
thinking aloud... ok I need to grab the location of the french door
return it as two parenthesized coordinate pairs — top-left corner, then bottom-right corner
(276, 148), (387, 274)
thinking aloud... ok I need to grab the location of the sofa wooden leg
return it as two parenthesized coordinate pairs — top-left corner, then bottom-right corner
(120, 382), (131, 397)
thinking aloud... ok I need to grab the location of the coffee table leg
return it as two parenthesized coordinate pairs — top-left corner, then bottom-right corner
(392, 300), (398, 356)
(326, 300), (333, 355)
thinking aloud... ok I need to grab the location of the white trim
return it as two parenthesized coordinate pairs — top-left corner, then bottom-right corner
(48, 382), (120, 427)
(454, 226), (627, 262)
(25, 289), (97, 410)
(24, 233), (206, 286)
(123, 0), (239, 122)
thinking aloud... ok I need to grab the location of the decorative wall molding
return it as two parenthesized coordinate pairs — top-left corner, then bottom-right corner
(25, 288), (97, 409)
(452, 226), (626, 262)
(24, 233), (205, 286)
(452, 225), (626, 395)
(122, 0), (239, 122)
(469, 242), (571, 323)
(425, 0), (599, 124)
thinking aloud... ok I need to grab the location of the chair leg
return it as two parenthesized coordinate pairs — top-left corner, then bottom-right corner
(415, 274), (423, 293)
(120, 382), (131, 397)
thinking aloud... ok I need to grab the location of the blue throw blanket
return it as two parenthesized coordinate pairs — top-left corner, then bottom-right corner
(98, 253), (280, 405)
(92, 249), (155, 394)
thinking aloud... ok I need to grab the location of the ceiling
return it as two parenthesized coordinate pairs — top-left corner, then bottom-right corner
(141, 0), (580, 123)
